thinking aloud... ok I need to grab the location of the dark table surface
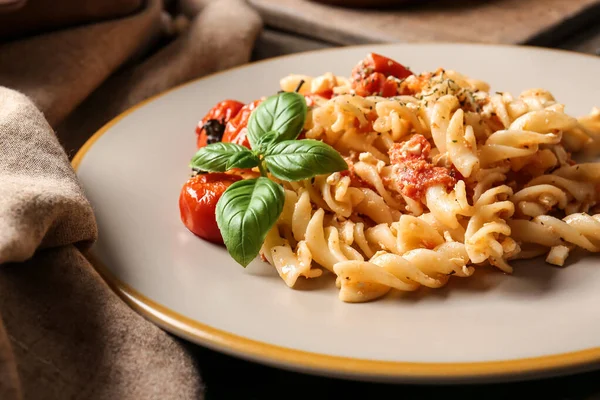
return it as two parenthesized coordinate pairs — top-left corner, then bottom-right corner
(190, 343), (600, 399)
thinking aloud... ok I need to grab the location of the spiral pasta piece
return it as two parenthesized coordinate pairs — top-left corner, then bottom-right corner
(417, 212), (466, 242)
(468, 166), (510, 203)
(353, 154), (405, 210)
(306, 95), (391, 161)
(425, 180), (474, 230)
(559, 107), (600, 153)
(482, 89), (559, 129)
(429, 94), (459, 153)
(333, 219), (378, 259)
(334, 242), (473, 302)
(445, 108), (479, 178)
(261, 190), (323, 286)
(479, 129), (561, 166)
(478, 109), (577, 168)
(554, 163), (600, 183)
(304, 208), (364, 272)
(509, 213), (600, 266)
(365, 215), (445, 256)
(465, 185), (517, 273)
(512, 175), (598, 217)
(285, 174), (361, 218)
(373, 98), (427, 141)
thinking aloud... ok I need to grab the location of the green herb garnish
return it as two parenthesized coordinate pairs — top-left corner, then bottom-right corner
(189, 92), (348, 267)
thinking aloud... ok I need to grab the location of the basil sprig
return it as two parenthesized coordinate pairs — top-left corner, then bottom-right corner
(247, 92), (308, 148)
(190, 92), (347, 267)
(190, 142), (250, 172)
(216, 178), (284, 267)
(264, 139), (348, 181)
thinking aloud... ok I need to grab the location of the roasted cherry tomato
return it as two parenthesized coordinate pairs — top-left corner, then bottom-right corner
(196, 100), (245, 148)
(179, 173), (242, 244)
(222, 99), (262, 149)
(350, 53), (413, 97)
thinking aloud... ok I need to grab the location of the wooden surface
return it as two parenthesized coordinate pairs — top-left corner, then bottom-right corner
(557, 22), (600, 55)
(250, 0), (600, 46)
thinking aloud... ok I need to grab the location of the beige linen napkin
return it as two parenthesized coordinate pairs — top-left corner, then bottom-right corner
(0, 0), (144, 39)
(0, 0), (163, 128)
(58, 0), (261, 155)
(0, 0), (262, 398)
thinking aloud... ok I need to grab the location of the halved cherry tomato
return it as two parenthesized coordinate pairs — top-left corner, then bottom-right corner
(350, 53), (413, 97)
(196, 100), (245, 148)
(179, 173), (242, 244)
(222, 99), (263, 149)
(366, 53), (413, 80)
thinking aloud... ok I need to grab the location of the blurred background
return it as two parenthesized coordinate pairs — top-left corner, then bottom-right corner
(1, 0), (599, 159)
(250, 0), (600, 58)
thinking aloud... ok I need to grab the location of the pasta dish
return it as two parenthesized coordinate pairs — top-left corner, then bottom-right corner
(179, 52), (600, 303)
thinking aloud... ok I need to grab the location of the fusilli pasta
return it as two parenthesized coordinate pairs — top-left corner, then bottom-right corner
(255, 54), (600, 302)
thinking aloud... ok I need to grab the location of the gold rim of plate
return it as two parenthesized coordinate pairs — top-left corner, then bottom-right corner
(71, 43), (600, 382)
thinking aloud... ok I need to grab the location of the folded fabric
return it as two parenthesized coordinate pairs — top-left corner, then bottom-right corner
(0, 0), (162, 127)
(0, 0), (143, 39)
(59, 0), (262, 155)
(0, 0), (262, 398)
(0, 86), (205, 400)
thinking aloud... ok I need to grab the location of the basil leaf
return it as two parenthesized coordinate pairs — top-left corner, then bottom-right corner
(226, 151), (260, 170)
(190, 142), (248, 172)
(247, 92), (307, 149)
(216, 177), (285, 267)
(255, 131), (279, 154)
(264, 139), (348, 181)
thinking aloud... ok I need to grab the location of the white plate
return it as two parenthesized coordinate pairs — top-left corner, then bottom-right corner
(73, 44), (600, 383)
